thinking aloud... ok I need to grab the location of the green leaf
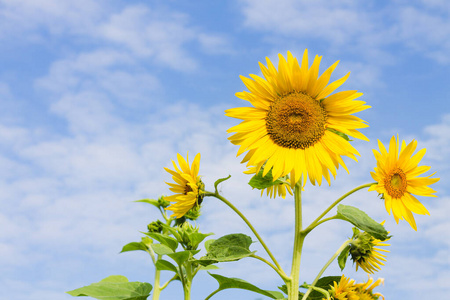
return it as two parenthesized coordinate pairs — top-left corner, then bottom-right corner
(204, 239), (216, 252)
(248, 168), (284, 190)
(301, 276), (342, 300)
(155, 259), (178, 273)
(209, 273), (284, 299)
(151, 243), (174, 255)
(337, 245), (351, 271)
(188, 232), (214, 250)
(326, 128), (352, 141)
(134, 199), (160, 209)
(120, 242), (148, 253)
(67, 275), (152, 300)
(336, 205), (389, 240)
(203, 234), (255, 263)
(160, 223), (183, 242)
(167, 250), (200, 265)
(199, 265), (220, 271)
(214, 175), (231, 192)
(145, 232), (178, 251)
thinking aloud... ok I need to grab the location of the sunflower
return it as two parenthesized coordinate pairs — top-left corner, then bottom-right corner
(327, 275), (359, 300)
(349, 226), (390, 274)
(226, 49), (370, 187)
(164, 153), (204, 218)
(369, 136), (439, 230)
(355, 276), (385, 300)
(244, 165), (293, 198)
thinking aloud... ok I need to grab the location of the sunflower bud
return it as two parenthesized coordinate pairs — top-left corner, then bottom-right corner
(147, 220), (164, 233)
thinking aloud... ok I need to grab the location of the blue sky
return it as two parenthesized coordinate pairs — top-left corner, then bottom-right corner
(1, 0), (449, 299)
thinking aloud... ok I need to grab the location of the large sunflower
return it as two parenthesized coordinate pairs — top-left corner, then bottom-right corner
(164, 153), (204, 218)
(226, 49), (370, 186)
(369, 136), (439, 230)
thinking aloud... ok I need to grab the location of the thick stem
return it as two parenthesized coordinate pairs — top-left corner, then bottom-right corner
(205, 191), (285, 275)
(287, 180), (304, 300)
(151, 267), (162, 300)
(301, 239), (352, 300)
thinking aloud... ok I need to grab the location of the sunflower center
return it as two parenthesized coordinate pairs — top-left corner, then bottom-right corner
(266, 92), (327, 149)
(385, 168), (407, 198)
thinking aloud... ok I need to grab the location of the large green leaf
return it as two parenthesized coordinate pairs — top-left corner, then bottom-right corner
(336, 205), (389, 240)
(248, 168), (284, 190)
(209, 273), (284, 299)
(301, 276), (342, 300)
(198, 234), (255, 265)
(188, 232), (213, 250)
(145, 232), (178, 251)
(67, 275), (152, 300)
(120, 242), (148, 253)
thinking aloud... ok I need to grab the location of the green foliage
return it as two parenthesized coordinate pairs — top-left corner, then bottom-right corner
(326, 128), (352, 141)
(155, 259), (178, 273)
(134, 198), (160, 209)
(300, 276), (342, 300)
(336, 205), (389, 240)
(120, 242), (148, 253)
(208, 273), (285, 299)
(167, 250), (200, 265)
(67, 275), (152, 300)
(337, 245), (351, 271)
(197, 233), (255, 265)
(151, 243), (174, 255)
(248, 168), (284, 190)
(145, 232), (179, 251)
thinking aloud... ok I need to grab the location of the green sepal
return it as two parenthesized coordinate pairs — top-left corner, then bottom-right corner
(300, 276), (342, 300)
(145, 232), (178, 251)
(151, 243), (174, 255)
(337, 244), (351, 271)
(208, 273), (285, 299)
(214, 175), (231, 193)
(120, 242), (148, 253)
(167, 249), (200, 266)
(197, 234), (255, 266)
(134, 199), (160, 209)
(327, 128), (352, 141)
(155, 259), (178, 273)
(248, 168), (283, 190)
(66, 275), (152, 300)
(336, 205), (389, 240)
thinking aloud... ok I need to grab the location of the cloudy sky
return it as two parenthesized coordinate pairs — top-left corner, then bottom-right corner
(1, 0), (449, 299)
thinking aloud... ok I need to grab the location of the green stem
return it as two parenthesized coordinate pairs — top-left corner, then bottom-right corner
(287, 180), (304, 300)
(204, 289), (220, 300)
(250, 254), (290, 281)
(304, 183), (375, 234)
(301, 239), (352, 300)
(160, 274), (177, 291)
(151, 265), (162, 300)
(205, 191), (285, 276)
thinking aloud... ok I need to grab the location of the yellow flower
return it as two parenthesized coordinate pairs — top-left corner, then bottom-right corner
(355, 276), (385, 300)
(349, 226), (390, 274)
(164, 153), (204, 218)
(226, 49), (370, 187)
(369, 136), (440, 230)
(328, 275), (359, 300)
(244, 165), (293, 198)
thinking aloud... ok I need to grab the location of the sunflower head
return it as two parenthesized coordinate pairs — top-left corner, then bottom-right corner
(327, 275), (359, 300)
(354, 276), (385, 300)
(226, 49), (370, 187)
(164, 153), (204, 219)
(244, 165), (293, 198)
(349, 227), (390, 274)
(369, 135), (440, 230)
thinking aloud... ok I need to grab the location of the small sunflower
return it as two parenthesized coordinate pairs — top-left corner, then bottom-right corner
(349, 226), (390, 274)
(226, 49), (370, 187)
(327, 275), (359, 300)
(369, 135), (439, 230)
(164, 153), (204, 218)
(244, 165), (293, 198)
(355, 276), (385, 300)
